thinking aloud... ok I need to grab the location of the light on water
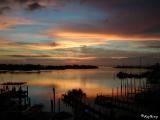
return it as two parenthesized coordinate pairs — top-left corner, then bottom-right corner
(0, 67), (146, 111)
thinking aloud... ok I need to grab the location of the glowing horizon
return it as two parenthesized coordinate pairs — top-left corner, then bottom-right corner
(0, 0), (160, 65)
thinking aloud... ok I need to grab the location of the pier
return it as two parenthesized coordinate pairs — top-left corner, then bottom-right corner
(0, 82), (30, 112)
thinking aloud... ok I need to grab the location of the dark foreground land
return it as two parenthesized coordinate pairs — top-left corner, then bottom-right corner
(0, 83), (126, 120)
(1, 84), (160, 120)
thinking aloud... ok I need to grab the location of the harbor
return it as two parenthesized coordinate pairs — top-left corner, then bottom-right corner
(0, 64), (159, 120)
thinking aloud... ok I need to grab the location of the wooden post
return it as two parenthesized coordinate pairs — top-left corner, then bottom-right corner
(131, 79), (133, 97)
(51, 100), (53, 112)
(112, 88), (114, 97)
(125, 80), (127, 96)
(53, 88), (55, 113)
(27, 86), (29, 101)
(116, 87), (118, 105)
(58, 98), (60, 112)
(127, 79), (129, 93)
(117, 87), (118, 98)
(121, 79), (122, 96)
(112, 88), (114, 103)
(134, 78), (136, 94)
(28, 97), (31, 106)
(126, 79), (129, 103)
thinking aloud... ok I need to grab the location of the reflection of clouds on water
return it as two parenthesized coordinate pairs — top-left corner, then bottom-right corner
(27, 78), (112, 97)
(0, 68), (146, 111)
(27, 79), (58, 87)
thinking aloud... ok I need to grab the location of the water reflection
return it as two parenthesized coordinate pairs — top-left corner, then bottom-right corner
(0, 67), (145, 111)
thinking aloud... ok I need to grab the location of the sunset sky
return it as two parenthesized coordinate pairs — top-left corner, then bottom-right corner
(0, 0), (160, 66)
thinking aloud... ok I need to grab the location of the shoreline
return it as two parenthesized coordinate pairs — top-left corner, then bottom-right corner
(0, 64), (98, 73)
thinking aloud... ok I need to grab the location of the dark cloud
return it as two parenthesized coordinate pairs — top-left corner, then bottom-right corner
(15, 0), (28, 4)
(142, 25), (160, 36)
(27, 2), (45, 11)
(49, 42), (60, 47)
(55, 0), (160, 37)
(0, 0), (8, 4)
(40, 0), (158, 38)
(81, 0), (160, 36)
(0, 6), (10, 14)
(0, 0), (159, 37)
(7, 54), (51, 58)
(134, 40), (160, 49)
(0, 0), (46, 11)
(143, 45), (160, 49)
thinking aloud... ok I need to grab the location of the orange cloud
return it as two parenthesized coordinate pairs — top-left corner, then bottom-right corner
(0, 16), (35, 30)
(0, 37), (61, 51)
(47, 31), (160, 41)
(0, 37), (96, 60)
(45, 30), (108, 48)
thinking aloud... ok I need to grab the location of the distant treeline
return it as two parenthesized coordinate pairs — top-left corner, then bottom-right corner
(115, 63), (160, 69)
(0, 64), (98, 71)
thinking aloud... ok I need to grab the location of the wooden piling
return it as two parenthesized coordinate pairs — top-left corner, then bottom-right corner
(131, 79), (133, 97)
(51, 100), (53, 112)
(112, 88), (114, 103)
(28, 97), (31, 106)
(125, 80), (127, 96)
(134, 78), (136, 94)
(112, 88), (114, 98)
(121, 79), (122, 96)
(58, 98), (60, 112)
(116, 87), (118, 105)
(117, 87), (118, 98)
(27, 86), (29, 101)
(53, 88), (55, 113)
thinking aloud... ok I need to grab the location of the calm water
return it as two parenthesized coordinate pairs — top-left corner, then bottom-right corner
(0, 67), (146, 111)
